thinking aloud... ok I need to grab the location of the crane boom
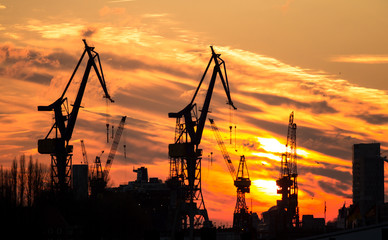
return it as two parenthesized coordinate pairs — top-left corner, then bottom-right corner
(168, 46), (236, 146)
(80, 140), (88, 165)
(38, 39), (114, 144)
(103, 116), (126, 182)
(280, 111), (297, 178)
(209, 118), (236, 180)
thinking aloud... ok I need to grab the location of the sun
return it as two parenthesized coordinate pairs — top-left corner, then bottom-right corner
(256, 137), (285, 154)
(252, 179), (279, 197)
(250, 137), (285, 161)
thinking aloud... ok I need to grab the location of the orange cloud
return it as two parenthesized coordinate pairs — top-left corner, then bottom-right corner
(99, 6), (126, 17)
(281, 0), (295, 11)
(331, 55), (388, 64)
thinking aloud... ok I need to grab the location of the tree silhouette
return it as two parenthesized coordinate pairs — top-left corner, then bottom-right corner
(0, 155), (48, 207)
(27, 156), (33, 206)
(18, 155), (25, 206)
(10, 158), (17, 206)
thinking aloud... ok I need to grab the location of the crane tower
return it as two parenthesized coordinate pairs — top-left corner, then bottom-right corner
(276, 111), (299, 229)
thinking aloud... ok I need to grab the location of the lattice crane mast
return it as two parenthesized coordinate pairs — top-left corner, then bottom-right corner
(209, 118), (251, 231)
(90, 116), (127, 196)
(234, 155), (251, 231)
(80, 140), (88, 165)
(276, 111), (299, 229)
(103, 116), (126, 183)
(37, 39), (114, 194)
(168, 46), (236, 235)
(90, 116), (126, 195)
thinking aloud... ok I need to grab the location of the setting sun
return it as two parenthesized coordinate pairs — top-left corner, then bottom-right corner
(256, 137), (285, 154)
(252, 179), (279, 197)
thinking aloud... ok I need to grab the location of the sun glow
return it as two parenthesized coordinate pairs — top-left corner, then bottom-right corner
(297, 148), (310, 158)
(251, 152), (281, 162)
(257, 137), (285, 153)
(252, 179), (279, 197)
(253, 137), (312, 163)
(251, 137), (286, 161)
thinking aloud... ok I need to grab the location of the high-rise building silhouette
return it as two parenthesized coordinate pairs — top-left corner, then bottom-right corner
(352, 143), (384, 219)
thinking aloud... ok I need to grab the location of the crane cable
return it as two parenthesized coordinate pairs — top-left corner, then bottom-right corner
(123, 128), (127, 160)
(229, 105), (232, 144)
(106, 98), (110, 143)
(229, 104), (237, 151)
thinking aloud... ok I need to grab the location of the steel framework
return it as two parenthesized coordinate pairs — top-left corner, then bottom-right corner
(276, 111), (299, 229)
(38, 39), (113, 195)
(168, 46), (236, 238)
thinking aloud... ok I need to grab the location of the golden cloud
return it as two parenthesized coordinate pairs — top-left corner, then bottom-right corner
(331, 55), (388, 64)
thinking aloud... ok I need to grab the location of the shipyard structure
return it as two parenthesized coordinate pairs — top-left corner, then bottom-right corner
(9, 40), (384, 239)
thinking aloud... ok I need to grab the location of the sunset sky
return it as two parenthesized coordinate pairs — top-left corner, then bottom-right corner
(1, 0), (388, 226)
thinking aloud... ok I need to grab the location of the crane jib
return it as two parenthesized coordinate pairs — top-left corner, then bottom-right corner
(38, 40), (114, 146)
(168, 46), (237, 147)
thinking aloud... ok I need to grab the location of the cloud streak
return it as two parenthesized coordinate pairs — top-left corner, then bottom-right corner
(108, 0), (135, 3)
(249, 92), (337, 114)
(331, 55), (388, 64)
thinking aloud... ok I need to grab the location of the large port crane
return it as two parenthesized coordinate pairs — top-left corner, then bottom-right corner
(37, 39), (114, 195)
(168, 46), (236, 237)
(276, 111), (299, 230)
(209, 118), (251, 231)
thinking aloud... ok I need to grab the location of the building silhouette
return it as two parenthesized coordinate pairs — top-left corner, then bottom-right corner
(352, 143), (384, 224)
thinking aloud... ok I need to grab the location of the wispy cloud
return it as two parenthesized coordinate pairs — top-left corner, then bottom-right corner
(281, 0), (295, 11)
(22, 20), (84, 39)
(331, 55), (388, 64)
(142, 13), (168, 18)
(108, 0), (135, 3)
(99, 6), (126, 16)
(0, 4), (6, 9)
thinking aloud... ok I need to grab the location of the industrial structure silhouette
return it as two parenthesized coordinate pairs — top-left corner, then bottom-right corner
(1, 40), (388, 240)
